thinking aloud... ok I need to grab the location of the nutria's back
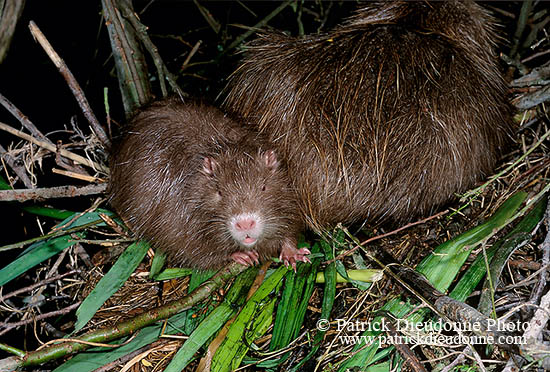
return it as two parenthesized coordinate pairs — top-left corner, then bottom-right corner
(224, 0), (513, 231)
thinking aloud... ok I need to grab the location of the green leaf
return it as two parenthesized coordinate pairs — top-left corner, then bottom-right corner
(149, 249), (167, 279)
(183, 269), (216, 334)
(152, 267), (193, 281)
(0, 175), (11, 189)
(211, 265), (288, 372)
(54, 312), (189, 372)
(0, 210), (116, 286)
(22, 206), (75, 220)
(415, 191), (527, 292)
(270, 242), (318, 352)
(338, 192), (527, 371)
(74, 240), (150, 332)
(472, 197), (546, 312)
(0, 233), (84, 287)
(164, 267), (258, 371)
(289, 238), (337, 372)
(449, 195), (545, 303)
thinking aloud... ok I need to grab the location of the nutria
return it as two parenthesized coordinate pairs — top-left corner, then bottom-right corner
(223, 0), (513, 232)
(108, 99), (310, 270)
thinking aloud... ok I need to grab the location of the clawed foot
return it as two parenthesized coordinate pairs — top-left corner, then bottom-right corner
(280, 241), (311, 272)
(231, 250), (260, 266)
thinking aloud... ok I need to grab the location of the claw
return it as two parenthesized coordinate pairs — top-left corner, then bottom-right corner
(231, 250), (260, 267)
(280, 242), (312, 271)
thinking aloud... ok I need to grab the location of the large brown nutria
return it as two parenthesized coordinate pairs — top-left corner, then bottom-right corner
(223, 1), (513, 232)
(108, 99), (310, 270)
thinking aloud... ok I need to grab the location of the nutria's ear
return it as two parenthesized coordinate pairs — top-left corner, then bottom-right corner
(202, 157), (219, 176)
(262, 150), (279, 169)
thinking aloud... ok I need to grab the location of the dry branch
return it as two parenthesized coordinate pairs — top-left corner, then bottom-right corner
(0, 92), (52, 145)
(0, 262), (247, 371)
(0, 184), (107, 202)
(0, 302), (82, 337)
(0, 121), (108, 173)
(28, 21), (111, 148)
(0, 143), (33, 188)
(106, 0), (185, 105)
(0, 0), (25, 63)
(101, 0), (152, 116)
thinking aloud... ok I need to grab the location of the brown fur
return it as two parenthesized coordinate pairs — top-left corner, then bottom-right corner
(223, 0), (513, 232)
(108, 99), (301, 269)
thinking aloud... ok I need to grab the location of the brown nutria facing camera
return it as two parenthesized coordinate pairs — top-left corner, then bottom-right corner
(224, 0), (513, 232)
(108, 99), (310, 270)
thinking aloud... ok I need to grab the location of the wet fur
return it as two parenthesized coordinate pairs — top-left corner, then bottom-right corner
(108, 99), (301, 269)
(223, 1), (513, 232)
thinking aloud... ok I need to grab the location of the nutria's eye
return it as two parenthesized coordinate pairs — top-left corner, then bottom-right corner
(261, 184), (266, 191)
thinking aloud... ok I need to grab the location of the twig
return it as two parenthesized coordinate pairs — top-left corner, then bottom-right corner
(28, 21), (111, 148)
(182, 40), (202, 70)
(0, 121), (108, 173)
(528, 203), (550, 309)
(0, 219), (103, 252)
(52, 168), (102, 183)
(0, 270), (79, 302)
(0, 143), (33, 188)
(509, 1), (532, 59)
(90, 338), (173, 372)
(0, 302), (81, 337)
(52, 197), (104, 232)
(0, 92), (52, 144)
(508, 259), (541, 271)
(117, 0), (184, 98)
(325, 209), (448, 265)
(0, 0), (25, 64)
(224, 0), (292, 54)
(38, 333), (137, 350)
(118, 1), (166, 96)
(521, 49), (550, 64)
(0, 262), (247, 370)
(0, 184), (107, 202)
(101, 0), (152, 115)
(193, 0), (220, 34)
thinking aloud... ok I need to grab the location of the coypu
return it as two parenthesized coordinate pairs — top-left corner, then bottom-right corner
(108, 98), (310, 270)
(223, 0), (513, 232)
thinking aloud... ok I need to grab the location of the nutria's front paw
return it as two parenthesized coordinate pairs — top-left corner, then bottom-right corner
(280, 239), (311, 272)
(231, 250), (260, 266)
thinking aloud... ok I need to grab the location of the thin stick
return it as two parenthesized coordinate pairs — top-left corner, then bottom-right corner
(0, 92), (52, 145)
(28, 21), (111, 148)
(0, 184), (107, 202)
(0, 219), (103, 252)
(325, 209), (448, 265)
(0, 270), (79, 302)
(0, 144), (33, 188)
(182, 40), (202, 70)
(0, 121), (108, 173)
(52, 168), (102, 183)
(90, 339), (174, 372)
(0, 302), (81, 337)
(118, 0), (185, 98)
(224, 0), (292, 54)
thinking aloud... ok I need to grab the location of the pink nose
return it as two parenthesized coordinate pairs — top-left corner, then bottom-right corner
(235, 218), (256, 231)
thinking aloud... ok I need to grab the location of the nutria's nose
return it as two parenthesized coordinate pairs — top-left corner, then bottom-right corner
(235, 218), (256, 231)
